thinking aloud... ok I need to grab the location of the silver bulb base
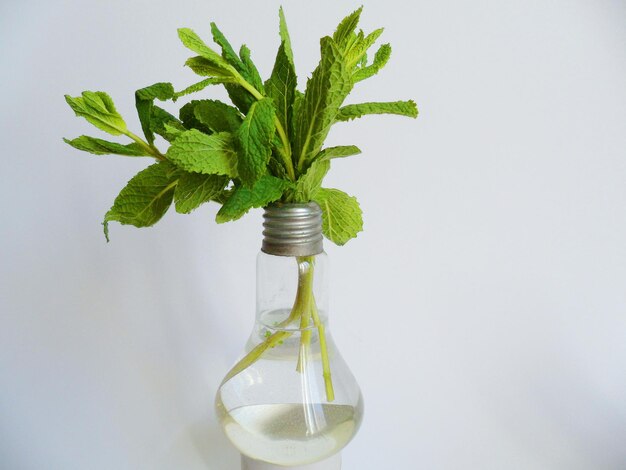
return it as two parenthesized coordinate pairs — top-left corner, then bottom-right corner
(262, 202), (324, 257)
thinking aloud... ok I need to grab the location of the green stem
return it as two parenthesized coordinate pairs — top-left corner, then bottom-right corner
(310, 296), (335, 402)
(220, 280), (303, 386)
(220, 330), (293, 385)
(295, 256), (335, 402)
(124, 130), (166, 161)
(220, 255), (335, 403)
(295, 258), (314, 372)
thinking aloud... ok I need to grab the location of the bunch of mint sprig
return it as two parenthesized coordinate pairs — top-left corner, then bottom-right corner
(64, 7), (417, 244)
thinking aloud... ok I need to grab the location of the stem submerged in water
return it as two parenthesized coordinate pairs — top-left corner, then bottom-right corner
(221, 255), (336, 403)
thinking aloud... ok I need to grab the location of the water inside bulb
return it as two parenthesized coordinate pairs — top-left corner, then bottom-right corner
(216, 307), (363, 466)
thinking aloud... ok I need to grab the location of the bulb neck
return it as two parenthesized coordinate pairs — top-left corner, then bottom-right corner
(262, 203), (323, 257)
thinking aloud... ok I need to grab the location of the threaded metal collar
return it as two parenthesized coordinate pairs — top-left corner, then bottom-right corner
(262, 203), (324, 257)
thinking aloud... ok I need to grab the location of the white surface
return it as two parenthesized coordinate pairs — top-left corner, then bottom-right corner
(1, 0), (626, 469)
(242, 454), (341, 470)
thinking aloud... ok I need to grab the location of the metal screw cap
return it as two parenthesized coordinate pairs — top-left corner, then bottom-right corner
(262, 203), (324, 257)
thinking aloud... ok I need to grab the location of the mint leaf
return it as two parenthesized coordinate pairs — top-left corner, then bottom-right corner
(63, 136), (148, 156)
(236, 98), (276, 187)
(278, 7), (295, 66)
(162, 122), (186, 141)
(265, 42), (297, 144)
(316, 145), (361, 161)
(268, 151), (289, 180)
(353, 43), (391, 83)
(312, 188), (363, 245)
(135, 82), (175, 144)
(333, 7), (363, 50)
(64, 91), (127, 136)
(194, 100), (243, 133)
(345, 28), (384, 69)
(293, 159), (330, 202)
(103, 161), (178, 240)
(174, 77), (235, 101)
(210, 23), (244, 69)
(166, 129), (238, 177)
(224, 83), (256, 115)
(216, 175), (291, 223)
(177, 28), (235, 74)
(292, 146), (361, 201)
(239, 44), (264, 93)
(174, 172), (229, 214)
(135, 82), (174, 102)
(149, 106), (184, 142)
(336, 100), (418, 121)
(209, 23), (262, 113)
(290, 90), (304, 143)
(293, 37), (352, 171)
(184, 56), (228, 77)
(179, 101), (212, 134)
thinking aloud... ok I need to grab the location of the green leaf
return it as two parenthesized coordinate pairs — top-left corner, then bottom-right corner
(291, 146), (361, 201)
(162, 122), (186, 141)
(174, 172), (229, 214)
(179, 101), (212, 134)
(239, 44), (264, 93)
(353, 43), (391, 83)
(336, 100), (418, 121)
(293, 159), (330, 202)
(149, 106), (184, 142)
(63, 136), (148, 156)
(333, 7), (363, 50)
(173, 77), (235, 101)
(290, 90), (304, 143)
(65, 91), (127, 136)
(184, 56), (228, 77)
(135, 82), (175, 144)
(103, 161), (178, 240)
(265, 42), (297, 145)
(293, 37), (353, 171)
(177, 28), (235, 74)
(268, 152), (288, 180)
(316, 145), (361, 161)
(236, 98), (276, 187)
(278, 7), (294, 66)
(359, 52), (368, 68)
(216, 175), (291, 223)
(135, 82), (175, 101)
(224, 82), (256, 114)
(166, 129), (238, 177)
(312, 188), (363, 245)
(210, 23), (263, 112)
(346, 28), (384, 68)
(210, 22), (244, 69)
(194, 100), (243, 133)
(291, 146), (361, 200)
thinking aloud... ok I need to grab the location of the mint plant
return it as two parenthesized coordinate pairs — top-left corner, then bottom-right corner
(64, 7), (417, 401)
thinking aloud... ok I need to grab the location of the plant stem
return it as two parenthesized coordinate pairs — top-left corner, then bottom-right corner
(124, 130), (166, 160)
(295, 258), (314, 372)
(310, 296), (335, 402)
(220, 255), (335, 403)
(220, 329), (293, 385)
(295, 256), (335, 402)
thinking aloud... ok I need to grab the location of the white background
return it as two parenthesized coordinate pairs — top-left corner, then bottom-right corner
(1, 0), (626, 468)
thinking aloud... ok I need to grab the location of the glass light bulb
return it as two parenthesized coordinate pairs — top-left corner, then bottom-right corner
(216, 251), (363, 467)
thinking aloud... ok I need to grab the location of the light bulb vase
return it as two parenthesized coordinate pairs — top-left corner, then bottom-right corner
(216, 203), (363, 469)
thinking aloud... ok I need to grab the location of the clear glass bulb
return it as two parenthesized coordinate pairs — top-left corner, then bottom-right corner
(216, 251), (363, 467)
